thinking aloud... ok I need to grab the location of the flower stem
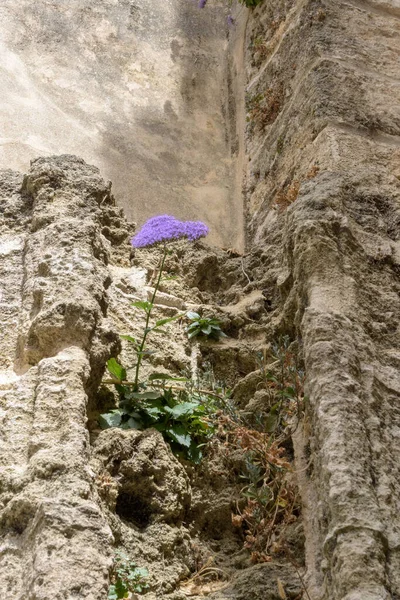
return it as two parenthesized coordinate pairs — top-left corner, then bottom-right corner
(133, 243), (168, 390)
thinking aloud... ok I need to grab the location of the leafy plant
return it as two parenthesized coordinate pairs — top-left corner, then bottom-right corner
(100, 291), (223, 462)
(186, 311), (227, 340)
(108, 550), (149, 599)
(101, 377), (216, 463)
(257, 335), (306, 436)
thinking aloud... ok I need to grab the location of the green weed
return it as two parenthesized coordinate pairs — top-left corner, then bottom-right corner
(100, 377), (219, 463)
(108, 550), (149, 599)
(186, 311), (227, 340)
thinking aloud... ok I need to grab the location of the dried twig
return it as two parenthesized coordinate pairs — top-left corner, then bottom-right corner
(241, 257), (252, 284)
(283, 547), (312, 600)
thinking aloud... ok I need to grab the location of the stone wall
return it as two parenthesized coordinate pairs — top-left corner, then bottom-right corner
(244, 0), (400, 598)
(1, 157), (292, 600)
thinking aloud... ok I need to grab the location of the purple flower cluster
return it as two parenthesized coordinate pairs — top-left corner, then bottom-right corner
(131, 215), (209, 248)
(198, 0), (208, 7)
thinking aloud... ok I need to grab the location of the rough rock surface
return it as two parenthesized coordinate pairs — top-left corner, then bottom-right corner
(244, 0), (400, 598)
(92, 428), (191, 524)
(0, 155), (303, 599)
(1, 0), (400, 598)
(0, 156), (127, 599)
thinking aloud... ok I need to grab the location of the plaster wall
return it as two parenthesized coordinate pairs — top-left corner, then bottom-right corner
(0, 0), (244, 248)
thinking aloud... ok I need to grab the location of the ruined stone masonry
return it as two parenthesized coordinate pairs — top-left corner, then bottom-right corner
(1, 0), (400, 599)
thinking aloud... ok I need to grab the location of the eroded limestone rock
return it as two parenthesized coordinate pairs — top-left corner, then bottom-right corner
(92, 428), (191, 525)
(0, 156), (130, 599)
(244, 0), (400, 597)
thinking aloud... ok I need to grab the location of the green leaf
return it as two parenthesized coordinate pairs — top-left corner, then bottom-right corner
(166, 424), (192, 448)
(266, 373), (278, 382)
(188, 330), (199, 339)
(132, 567), (149, 578)
(164, 402), (199, 418)
(281, 386), (296, 398)
(201, 325), (212, 335)
(99, 410), (123, 429)
(120, 417), (142, 430)
(187, 311), (201, 320)
(153, 421), (167, 433)
(107, 585), (118, 600)
(187, 322), (200, 331)
(120, 334), (138, 347)
(114, 579), (129, 599)
(115, 383), (126, 397)
(136, 349), (156, 357)
(151, 328), (168, 335)
(190, 417), (210, 431)
(130, 391), (162, 400)
(107, 358), (127, 382)
(187, 443), (203, 464)
(264, 403), (280, 432)
(155, 313), (184, 327)
(143, 404), (165, 419)
(131, 300), (152, 313)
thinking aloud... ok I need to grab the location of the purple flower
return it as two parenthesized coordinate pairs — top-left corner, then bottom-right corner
(198, 0), (207, 7)
(227, 15), (235, 27)
(131, 215), (209, 248)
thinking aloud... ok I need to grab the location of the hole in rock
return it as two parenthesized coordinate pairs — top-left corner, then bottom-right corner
(115, 492), (152, 529)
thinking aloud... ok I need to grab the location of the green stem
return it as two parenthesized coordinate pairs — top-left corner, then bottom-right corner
(133, 243), (168, 390)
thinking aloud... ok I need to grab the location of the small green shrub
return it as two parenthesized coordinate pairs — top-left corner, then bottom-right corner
(108, 551), (149, 599)
(100, 375), (217, 463)
(186, 311), (227, 340)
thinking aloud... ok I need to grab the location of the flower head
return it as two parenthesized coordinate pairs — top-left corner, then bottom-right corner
(198, 0), (208, 7)
(131, 214), (209, 248)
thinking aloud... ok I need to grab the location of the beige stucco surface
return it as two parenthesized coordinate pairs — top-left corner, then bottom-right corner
(0, 0), (244, 248)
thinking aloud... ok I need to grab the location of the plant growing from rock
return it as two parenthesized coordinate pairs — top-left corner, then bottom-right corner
(257, 336), (306, 435)
(108, 550), (149, 599)
(100, 215), (223, 462)
(214, 338), (305, 562)
(186, 311), (227, 340)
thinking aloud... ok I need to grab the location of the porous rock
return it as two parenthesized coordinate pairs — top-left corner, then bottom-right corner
(0, 156), (129, 599)
(244, 0), (400, 597)
(92, 428), (191, 525)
